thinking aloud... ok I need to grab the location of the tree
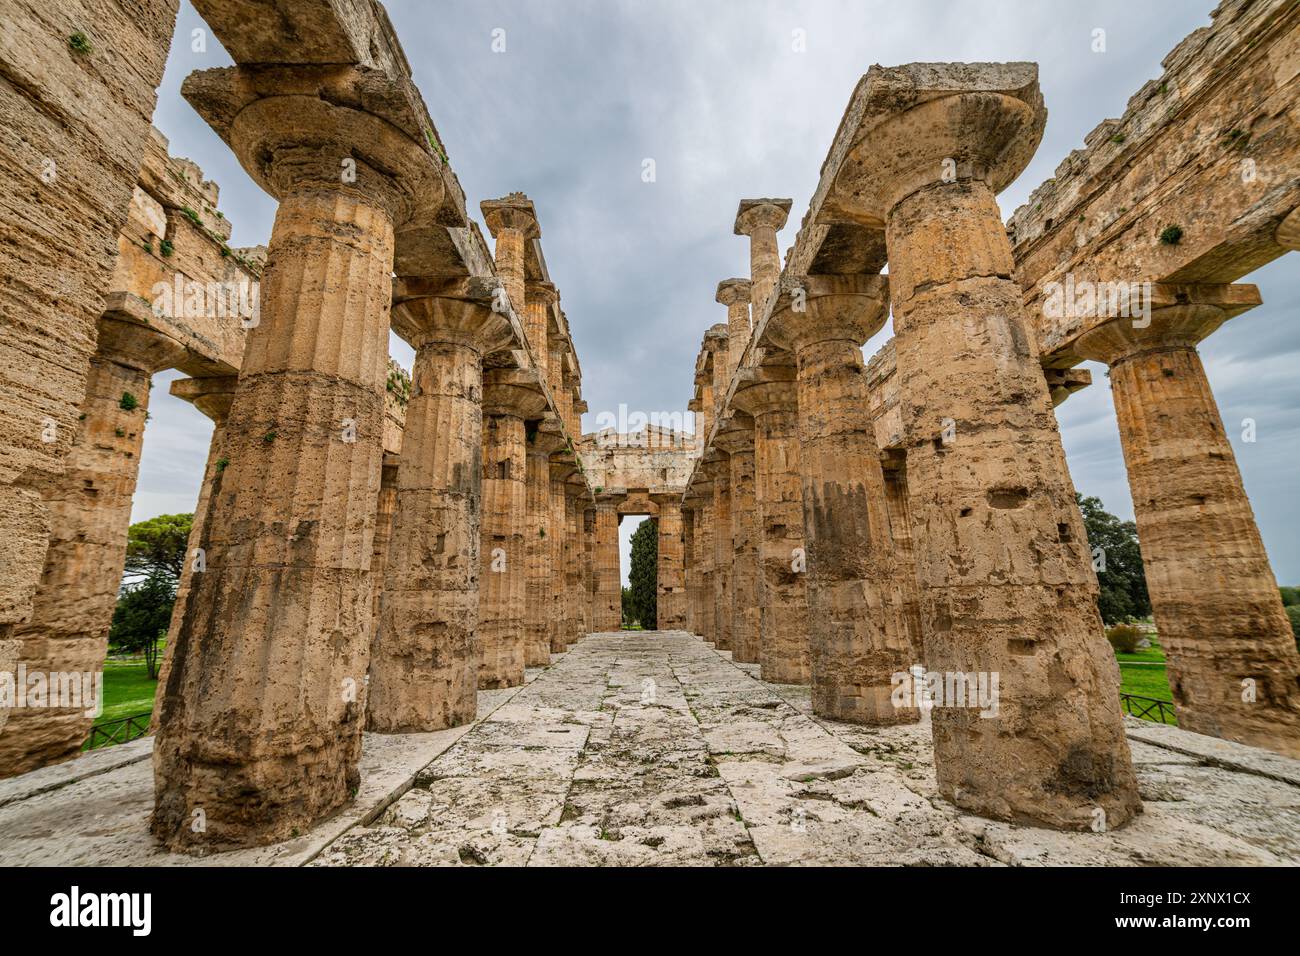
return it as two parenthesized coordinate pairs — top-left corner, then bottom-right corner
(109, 573), (174, 678)
(123, 512), (192, 585)
(1077, 494), (1151, 625)
(624, 518), (658, 628)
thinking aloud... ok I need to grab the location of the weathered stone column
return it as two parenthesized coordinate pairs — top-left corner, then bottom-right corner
(732, 365), (811, 684)
(480, 370), (547, 688)
(693, 475), (716, 641)
(582, 505), (596, 637)
(734, 199), (792, 319)
(653, 494), (686, 629)
(563, 476), (587, 646)
(481, 194), (538, 324)
(768, 276), (915, 724)
(548, 456), (576, 652)
(368, 280), (511, 732)
(881, 451), (924, 660)
(717, 279), (753, 383)
(525, 281), (557, 381)
(150, 375), (238, 735)
(716, 417), (760, 663)
(854, 62), (1140, 828)
(369, 454), (400, 636)
(526, 429), (566, 665)
(1076, 293), (1300, 757)
(710, 456), (733, 652)
(682, 504), (697, 634)
(594, 499), (622, 631)
(2, 317), (183, 775)
(152, 88), (444, 849)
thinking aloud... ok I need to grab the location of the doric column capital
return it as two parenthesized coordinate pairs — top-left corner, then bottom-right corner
(481, 193), (540, 240)
(734, 198), (792, 236)
(730, 364), (798, 418)
(767, 273), (890, 350)
(833, 63), (1045, 225)
(184, 69), (445, 226)
(483, 367), (549, 419)
(170, 374), (239, 424)
(1073, 284), (1261, 367)
(713, 412), (755, 454)
(526, 281), (559, 307)
(392, 276), (517, 353)
(715, 278), (752, 307)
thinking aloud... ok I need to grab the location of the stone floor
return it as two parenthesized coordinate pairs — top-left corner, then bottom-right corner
(2, 630), (1297, 866)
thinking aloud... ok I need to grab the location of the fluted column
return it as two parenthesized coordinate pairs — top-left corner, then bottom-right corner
(855, 63), (1139, 828)
(479, 371), (547, 688)
(548, 458), (576, 652)
(881, 453), (924, 661)
(682, 505), (697, 634)
(563, 477), (587, 646)
(582, 506), (596, 637)
(150, 375), (238, 736)
(768, 276), (915, 724)
(732, 366), (811, 684)
(710, 457), (733, 652)
(152, 88), (444, 849)
(526, 430), (566, 665)
(369, 455), (400, 637)
(481, 194), (539, 322)
(3, 318), (184, 776)
(734, 199), (792, 320)
(367, 280), (512, 734)
(653, 495), (686, 629)
(717, 279), (753, 384)
(693, 477), (715, 641)
(594, 499), (622, 631)
(1076, 295), (1300, 757)
(716, 419), (759, 662)
(524, 282), (557, 382)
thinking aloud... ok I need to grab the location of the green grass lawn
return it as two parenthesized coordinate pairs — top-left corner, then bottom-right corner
(1118, 662), (1173, 702)
(97, 658), (159, 724)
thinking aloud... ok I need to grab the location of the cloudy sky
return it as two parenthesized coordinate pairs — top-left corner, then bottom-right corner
(134, 0), (1299, 587)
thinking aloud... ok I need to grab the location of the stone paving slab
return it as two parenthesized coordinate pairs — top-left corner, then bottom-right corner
(1, 633), (1297, 867)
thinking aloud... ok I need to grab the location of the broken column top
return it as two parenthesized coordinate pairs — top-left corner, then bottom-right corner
(734, 198), (793, 235)
(715, 278), (752, 305)
(481, 193), (541, 238)
(818, 61), (1045, 226)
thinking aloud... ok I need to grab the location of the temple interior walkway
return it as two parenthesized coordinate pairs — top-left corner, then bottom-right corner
(0, 630), (1296, 867)
(315, 632), (1300, 867)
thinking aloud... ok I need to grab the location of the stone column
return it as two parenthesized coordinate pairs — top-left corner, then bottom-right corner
(716, 418), (760, 663)
(854, 63), (1140, 828)
(881, 451), (924, 661)
(548, 458), (576, 652)
(734, 199), (792, 320)
(693, 477), (716, 641)
(594, 499), (622, 631)
(525, 281), (557, 382)
(682, 504), (697, 634)
(1076, 296), (1300, 757)
(152, 88), (444, 849)
(367, 279), (511, 734)
(732, 366), (811, 684)
(768, 276), (915, 725)
(150, 375), (238, 735)
(563, 476), (587, 646)
(526, 430), (566, 665)
(653, 495), (686, 629)
(479, 371), (547, 688)
(717, 279), (753, 384)
(582, 506), (596, 636)
(710, 456), (734, 652)
(370, 454), (400, 637)
(2, 317), (184, 776)
(481, 194), (539, 321)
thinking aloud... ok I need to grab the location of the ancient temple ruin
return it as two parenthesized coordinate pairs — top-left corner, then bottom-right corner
(0, 0), (1297, 865)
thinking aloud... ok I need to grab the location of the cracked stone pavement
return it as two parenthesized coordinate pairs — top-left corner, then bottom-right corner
(310, 631), (1300, 867)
